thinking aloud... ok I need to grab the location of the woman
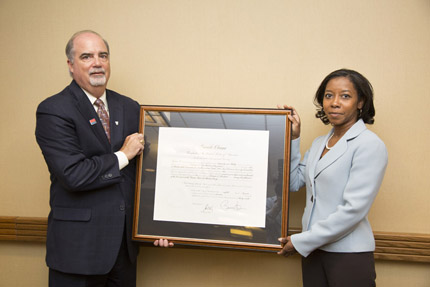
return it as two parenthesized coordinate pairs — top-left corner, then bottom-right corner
(278, 69), (388, 286)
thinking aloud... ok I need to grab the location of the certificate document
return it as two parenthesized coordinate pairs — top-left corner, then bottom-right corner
(153, 127), (270, 227)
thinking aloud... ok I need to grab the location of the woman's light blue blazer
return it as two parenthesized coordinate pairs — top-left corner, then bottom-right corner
(290, 119), (388, 257)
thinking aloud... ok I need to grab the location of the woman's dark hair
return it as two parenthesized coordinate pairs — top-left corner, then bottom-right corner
(314, 69), (375, 125)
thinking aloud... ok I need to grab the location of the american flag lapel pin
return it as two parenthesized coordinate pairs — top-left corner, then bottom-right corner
(89, 118), (97, 125)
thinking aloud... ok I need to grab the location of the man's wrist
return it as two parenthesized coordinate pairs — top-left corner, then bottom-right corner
(114, 151), (129, 170)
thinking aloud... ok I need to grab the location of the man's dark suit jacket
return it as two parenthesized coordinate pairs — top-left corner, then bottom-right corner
(36, 80), (140, 275)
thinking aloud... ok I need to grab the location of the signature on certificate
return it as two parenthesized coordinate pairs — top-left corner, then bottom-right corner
(201, 204), (214, 213)
(220, 200), (245, 211)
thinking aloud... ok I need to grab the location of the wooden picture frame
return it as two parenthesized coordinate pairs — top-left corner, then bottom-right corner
(133, 106), (292, 252)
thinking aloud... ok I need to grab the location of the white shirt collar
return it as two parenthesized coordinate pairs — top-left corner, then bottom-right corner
(82, 88), (108, 113)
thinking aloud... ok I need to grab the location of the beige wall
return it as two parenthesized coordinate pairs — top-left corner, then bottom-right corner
(1, 0), (429, 286)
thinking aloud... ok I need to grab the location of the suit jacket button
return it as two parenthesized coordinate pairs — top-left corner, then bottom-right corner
(108, 173), (113, 178)
(120, 205), (125, 211)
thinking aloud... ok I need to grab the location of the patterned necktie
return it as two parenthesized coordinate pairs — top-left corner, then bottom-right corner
(94, 99), (110, 141)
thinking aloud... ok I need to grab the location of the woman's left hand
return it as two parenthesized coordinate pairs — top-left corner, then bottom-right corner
(277, 236), (297, 257)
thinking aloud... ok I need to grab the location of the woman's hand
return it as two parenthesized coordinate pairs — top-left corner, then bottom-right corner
(278, 105), (301, 139)
(277, 236), (297, 257)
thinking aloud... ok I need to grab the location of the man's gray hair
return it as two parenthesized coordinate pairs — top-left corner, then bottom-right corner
(65, 30), (110, 64)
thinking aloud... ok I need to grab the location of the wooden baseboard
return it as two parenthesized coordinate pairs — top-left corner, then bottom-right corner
(1, 216), (429, 263)
(372, 231), (430, 263)
(0, 216), (47, 243)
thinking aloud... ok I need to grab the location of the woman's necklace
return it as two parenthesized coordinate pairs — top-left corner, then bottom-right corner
(325, 133), (334, 150)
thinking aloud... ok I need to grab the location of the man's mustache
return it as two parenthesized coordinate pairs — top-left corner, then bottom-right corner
(89, 68), (105, 75)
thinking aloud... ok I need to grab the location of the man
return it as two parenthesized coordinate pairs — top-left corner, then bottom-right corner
(36, 30), (170, 287)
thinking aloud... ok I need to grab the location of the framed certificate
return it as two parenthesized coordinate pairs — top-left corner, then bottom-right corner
(133, 106), (292, 251)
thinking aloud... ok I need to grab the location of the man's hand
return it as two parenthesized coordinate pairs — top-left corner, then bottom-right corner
(120, 133), (144, 160)
(153, 239), (174, 248)
(277, 236), (297, 257)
